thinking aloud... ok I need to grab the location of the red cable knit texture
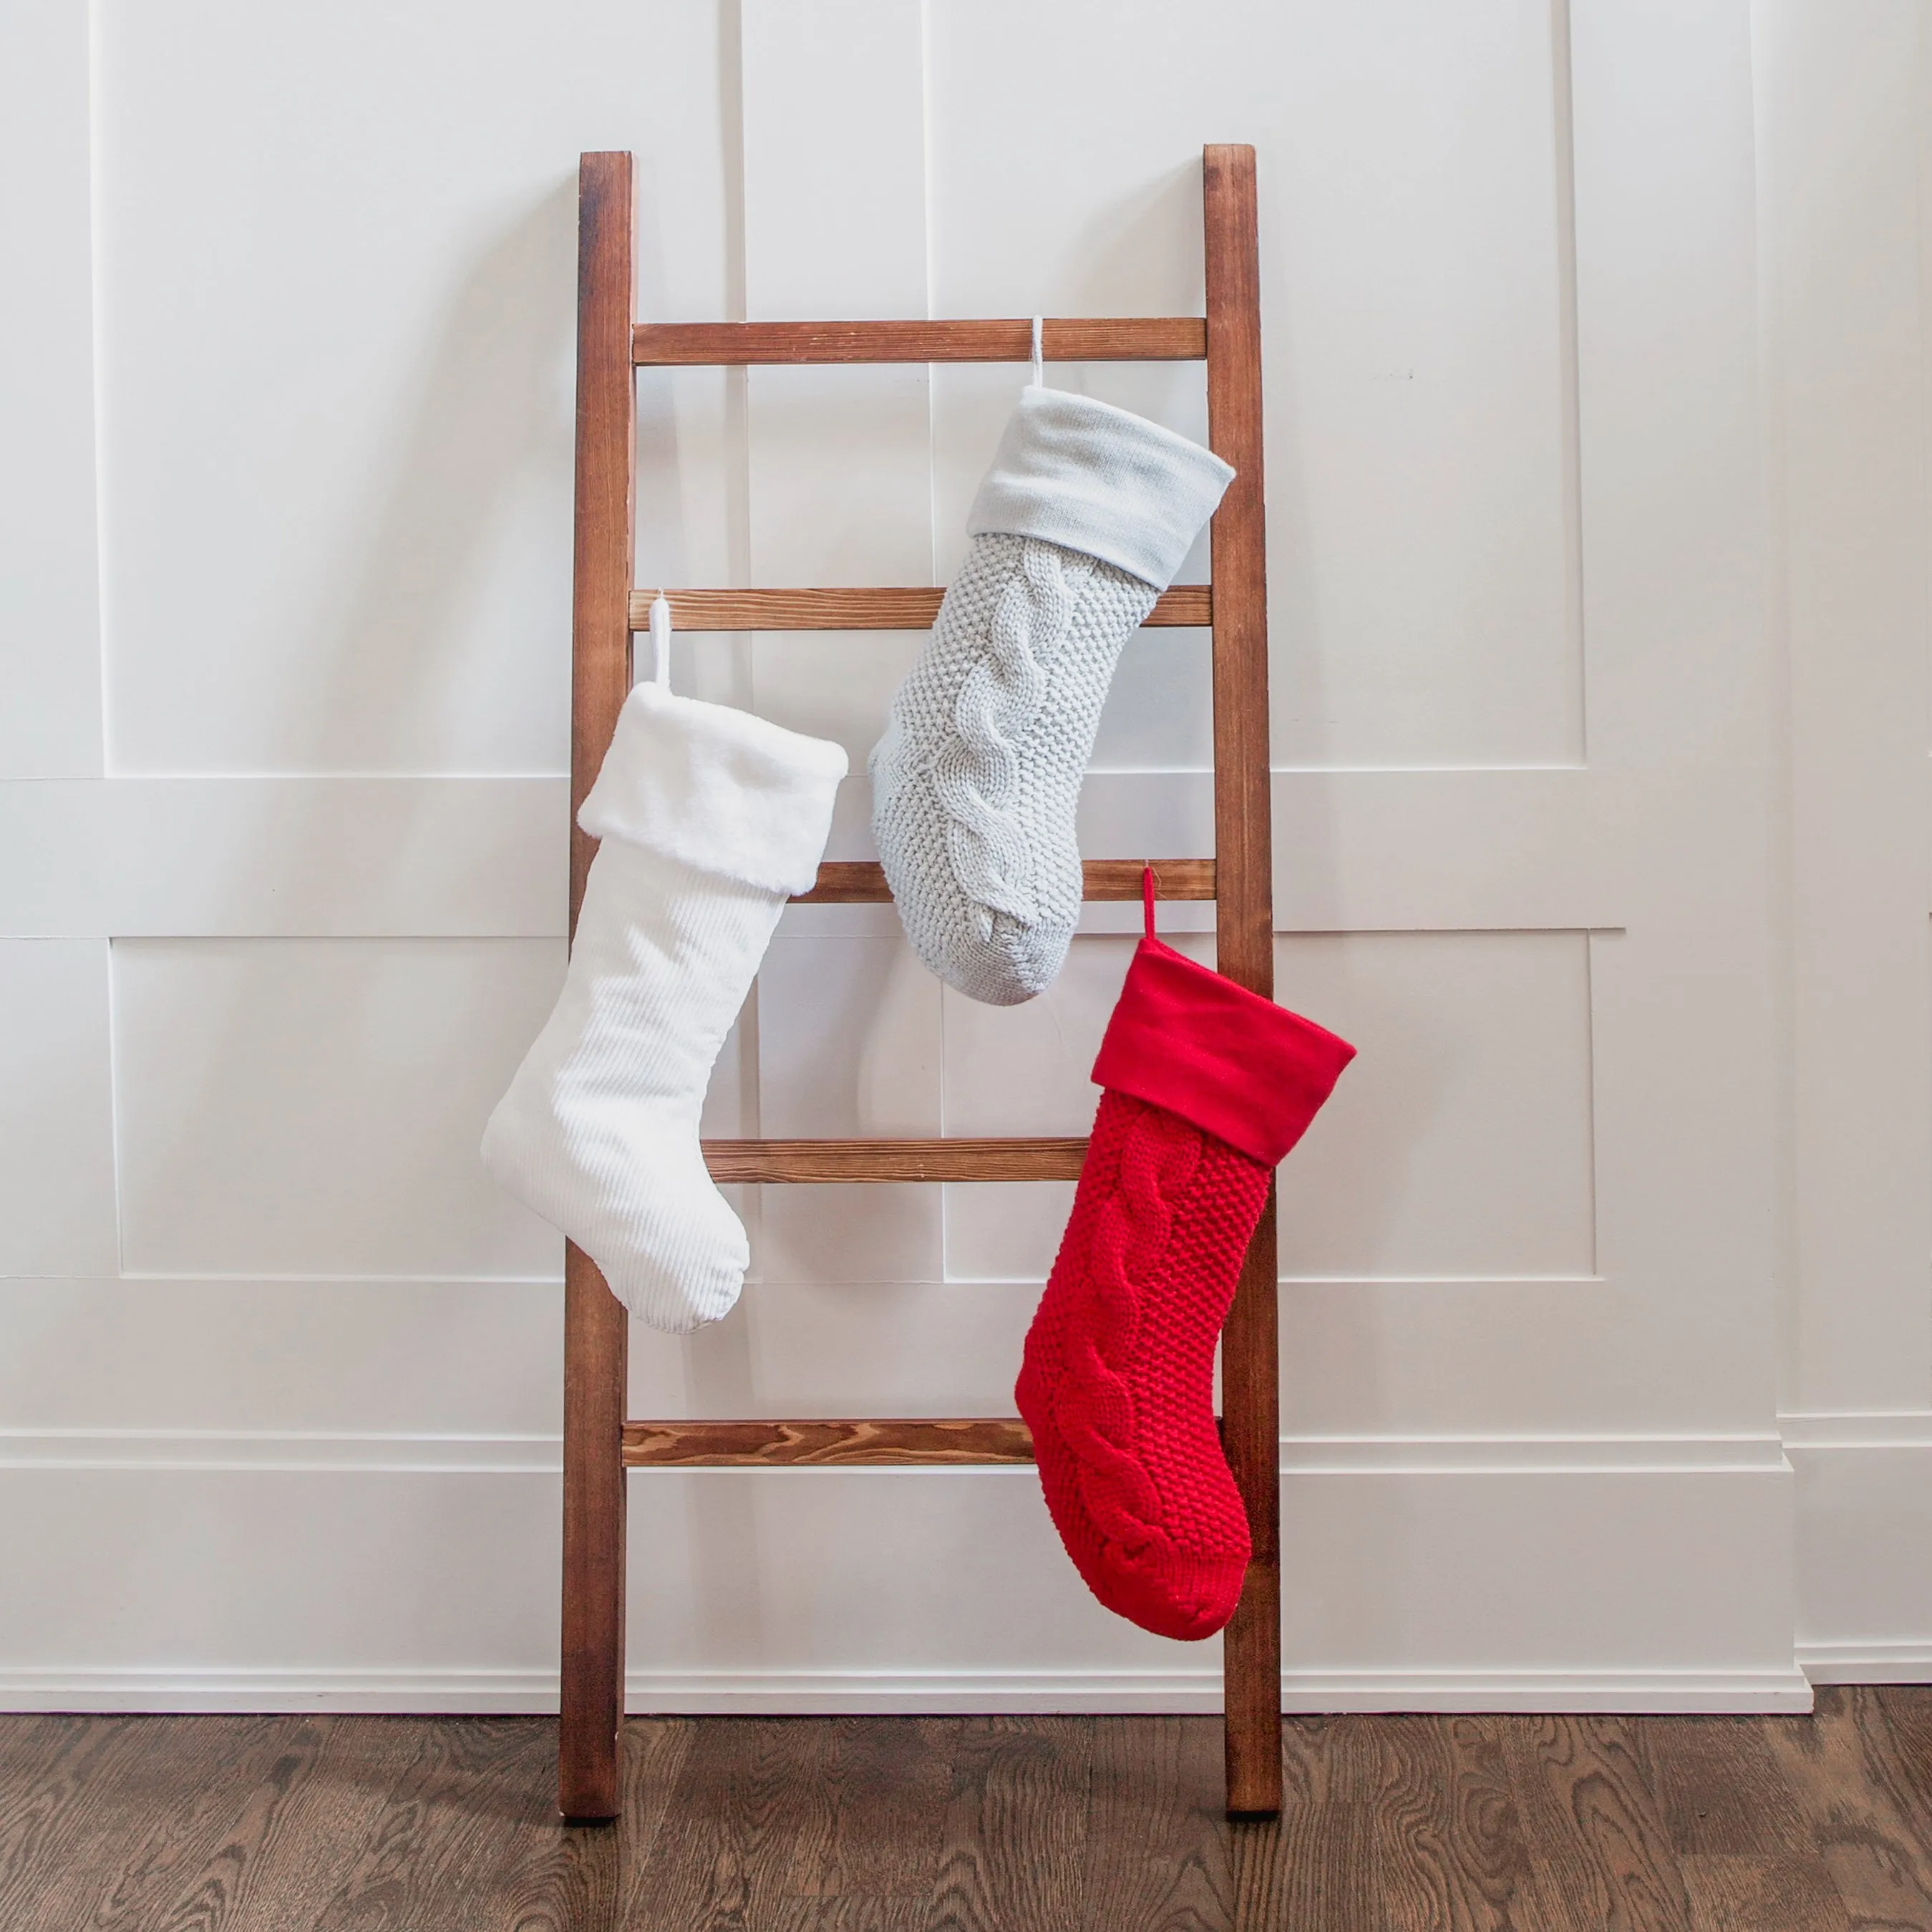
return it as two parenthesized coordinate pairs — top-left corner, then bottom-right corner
(1016, 1090), (1271, 1641)
(1016, 870), (1355, 1641)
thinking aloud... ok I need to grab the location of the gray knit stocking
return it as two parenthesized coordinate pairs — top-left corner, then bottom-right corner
(868, 387), (1233, 1006)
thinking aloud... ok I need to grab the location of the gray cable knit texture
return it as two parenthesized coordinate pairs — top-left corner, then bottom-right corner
(870, 532), (1157, 1005)
(869, 387), (1233, 1006)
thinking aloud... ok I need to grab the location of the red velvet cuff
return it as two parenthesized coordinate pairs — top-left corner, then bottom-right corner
(1090, 937), (1356, 1166)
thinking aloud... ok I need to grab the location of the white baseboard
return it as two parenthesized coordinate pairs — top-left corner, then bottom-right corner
(1799, 1642), (1932, 1684)
(1786, 1417), (1932, 1686)
(0, 1664), (1813, 1717)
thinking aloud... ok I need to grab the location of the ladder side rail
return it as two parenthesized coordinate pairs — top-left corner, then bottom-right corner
(558, 149), (637, 1826)
(1203, 142), (1283, 1822)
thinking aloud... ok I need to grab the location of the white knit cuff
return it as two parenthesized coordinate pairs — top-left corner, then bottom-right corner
(578, 682), (849, 896)
(966, 387), (1235, 591)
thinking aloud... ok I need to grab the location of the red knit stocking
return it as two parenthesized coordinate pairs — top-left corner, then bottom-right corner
(1015, 873), (1354, 1641)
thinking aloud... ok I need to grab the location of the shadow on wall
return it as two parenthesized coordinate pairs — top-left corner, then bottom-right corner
(99, 178), (598, 1675)
(118, 177), (586, 1286)
(301, 176), (579, 772)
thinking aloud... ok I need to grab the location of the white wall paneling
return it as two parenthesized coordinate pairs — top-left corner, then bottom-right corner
(1, 0), (1925, 1715)
(1755, 0), (1932, 1678)
(0, 0), (103, 777)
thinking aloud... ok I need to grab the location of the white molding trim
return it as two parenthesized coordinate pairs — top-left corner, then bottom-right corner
(1781, 1411), (1932, 1450)
(0, 1428), (1792, 1476)
(1800, 1643), (1932, 1685)
(0, 1664), (1813, 1717)
(1785, 1419), (1932, 1685)
(0, 1430), (566, 1473)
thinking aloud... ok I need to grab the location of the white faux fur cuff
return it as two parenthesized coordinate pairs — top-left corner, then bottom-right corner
(966, 387), (1235, 591)
(578, 682), (849, 897)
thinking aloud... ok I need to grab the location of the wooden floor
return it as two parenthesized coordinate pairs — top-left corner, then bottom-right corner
(4, 1691), (1932, 1928)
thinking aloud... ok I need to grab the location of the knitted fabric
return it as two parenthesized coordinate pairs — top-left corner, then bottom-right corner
(870, 389), (1232, 1006)
(481, 681), (846, 1333)
(1014, 875), (1356, 1639)
(870, 533), (1155, 1004)
(1016, 1090), (1268, 1639)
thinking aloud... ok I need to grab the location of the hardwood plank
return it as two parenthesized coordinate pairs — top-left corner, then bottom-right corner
(0, 1717), (161, 1929)
(307, 1717), (559, 1931)
(1244, 1714), (1381, 1929)
(793, 858), (1214, 905)
(622, 1417), (1034, 1467)
(559, 145), (636, 1826)
(921, 1717), (1094, 1932)
(785, 1718), (958, 1904)
(1502, 1714), (1694, 1932)
(0, 1715), (115, 1922)
(1853, 1684), (1932, 1830)
(21, 1714), (332, 1932)
(631, 583), (1212, 632)
(1203, 138), (1281, 1823)
(1266, 1800), (1375, 1932)
(1681, 1852), (1854, 1932)
(10, 1709), (1932, 1927)
(1079, 1717), (1235, 1930)
(1763, 1688), (1932, 1931)
(628, 1717), (841, 1931)
(1366, 1714), (1530, 1931)
(633, 316), (1206, 366)
(701, 1137), (1089, 1184)
(1634, 1713), (1811, 1855)
(770, 1903), (920, 1932)
(495, 1719), (686, 1932)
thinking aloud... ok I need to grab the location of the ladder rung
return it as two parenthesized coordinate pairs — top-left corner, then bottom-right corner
(633, 317), (1206, 367)
(702, 1137), (1087, 1184)
(793, 858), (1213, 906)
(622, 1418), (1036, 1467)
(630, 585), (1211, 632)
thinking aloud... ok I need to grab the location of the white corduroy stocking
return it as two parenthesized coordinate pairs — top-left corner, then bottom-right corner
(482, 680), (847, 1333)
(869, 387), (1233, 1006)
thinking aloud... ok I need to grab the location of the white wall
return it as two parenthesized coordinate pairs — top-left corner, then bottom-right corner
(0, 0), (1921, 1714)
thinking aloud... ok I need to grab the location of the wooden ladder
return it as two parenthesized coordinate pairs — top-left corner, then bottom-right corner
(561, 142), (1281, 1822)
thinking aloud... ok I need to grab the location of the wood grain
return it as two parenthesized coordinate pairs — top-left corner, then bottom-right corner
(701, 1136), (1089, 1183)
(927, 1718), (1094, 1932)
(558, 148), (636, 1827)
(631, 583), (1211, 632)
(621, 1417), (1035, 1467)
(9, 1705), (1932, 1928)
(787, 1717), (958, 1905)
(632, 316), (1206, 365)
(1765, 1687), (1932, 1929)
(1633, 1714), (1810, 1855)
(1203, 139), (1283, 1825)
(1081, 1717), (1235, 1928)
(626, 1719), (840, 1931)
(793, 858), (1213, 905)
(1271, 1718), (1380, 1929)
(1367, 1715), (1529, 1931)
(1503, 1714), (1694, 1932)
(1681, 1852), (1855, 1932)
(14, 1714), (334, 1932)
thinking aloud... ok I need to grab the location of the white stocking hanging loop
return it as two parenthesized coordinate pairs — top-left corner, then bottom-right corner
(1030, 314), (1045, 389)
(648, 592), (672, 687)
